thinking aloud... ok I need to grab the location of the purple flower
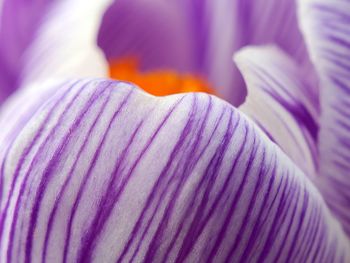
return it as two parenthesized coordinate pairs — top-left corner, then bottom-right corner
(0, 0), (349, 262)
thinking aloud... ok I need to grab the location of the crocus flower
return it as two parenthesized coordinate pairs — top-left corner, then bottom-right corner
(0, 0), (349, 262)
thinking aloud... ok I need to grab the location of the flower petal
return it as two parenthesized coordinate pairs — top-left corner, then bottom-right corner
(235, 46), (318, 176)
(98, 0), (196, 73)
(299, 0), (350, 235)
(0, 0), (111, 103)
(198, 0), (318, 104)
(98, 0), (317, 106)
(0, 79), (348, 262)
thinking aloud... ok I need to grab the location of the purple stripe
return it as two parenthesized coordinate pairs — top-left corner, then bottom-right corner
(160, 106), (229, 261)
(23, 83), (114, 263)
(62, 88), (135, 263)
(253, 118), (277, 143)
(117, 95), (202, 262)
(254, 66), (318, 139)
(112, 94), (193, 262)
(317, 238), (329, 262)
(237, 158), (277, 261)
(206, 131), (258, 261)
(3, 82), (82, 261)
(291, 202), (316, 262)
(145, 103), (235, 262)
(167, 115), (237, 261)
(330, 76), (350, 95)
(292, 206), (319, 262)
(42, 86), (113, 263)
(143, 97), (210, 262)
(313, 3), (350, 21)
(272, 180), (301, 262)
(76, 119), (145, 262)
(285, 187), (309, 262)
(325, 239), (337, 263)
(256, 173), (295, 261)
(323, 53), (350, 75)
(241, 61), (319, 171)
(224, 150), (267, 259)
(308, 209), (326, 262)
(299, 206), (322, 262)
(0, 81), (65, 202)
(63, 92), (186, 262)
(10, 82), (107, 263)
(305, 209), (324, 262)
(0, 82), (76, 244)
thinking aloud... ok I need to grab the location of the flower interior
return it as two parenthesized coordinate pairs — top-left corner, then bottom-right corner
(109, 56), (216, 96)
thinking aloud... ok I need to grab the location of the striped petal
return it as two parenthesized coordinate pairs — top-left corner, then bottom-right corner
(235, 46), (318, 176)
(0, 79), (348, 262)
(0, 0), (111, 103)
(299, 0), (350, 235)
(196, 0), (318, 105)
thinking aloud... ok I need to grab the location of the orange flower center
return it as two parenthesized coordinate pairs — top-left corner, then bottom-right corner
(109, 57), (215, 96)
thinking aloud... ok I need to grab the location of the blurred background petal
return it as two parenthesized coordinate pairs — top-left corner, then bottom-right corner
(236, 45), (318, 176)
(0, 0), (112, 104)
(98, 0), (318, 105)
(299, 0), (350, 236)
(98, 0), (196, 74)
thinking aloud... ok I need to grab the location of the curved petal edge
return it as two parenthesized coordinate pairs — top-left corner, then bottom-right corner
(0, 79), (348, 262)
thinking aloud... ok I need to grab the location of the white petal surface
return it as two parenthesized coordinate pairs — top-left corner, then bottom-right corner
(299, 0), (350, 235)
(236, 46), (318, 176)
(0, 79), (348, 262)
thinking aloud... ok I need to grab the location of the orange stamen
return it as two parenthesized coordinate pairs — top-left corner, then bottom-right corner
(109, 57), (215, 96)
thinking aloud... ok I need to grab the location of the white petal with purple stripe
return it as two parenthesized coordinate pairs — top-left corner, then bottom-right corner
(235, 46), (318, 176)
(0, 79), (348, 262)
(299, 0), (350, 236)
